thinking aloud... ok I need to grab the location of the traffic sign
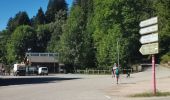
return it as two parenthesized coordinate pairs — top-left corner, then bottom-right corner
(140, 33), (158, 44)
(139, 43), (159, 55)
(140, 17), (158, 28)
(139, 24), (158, 35)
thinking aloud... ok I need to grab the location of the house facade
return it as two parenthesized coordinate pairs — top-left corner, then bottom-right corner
(25, 53), (64, 73)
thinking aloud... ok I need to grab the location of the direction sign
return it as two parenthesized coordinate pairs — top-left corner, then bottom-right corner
(140, 33), (158, 44)
(139, 43), (159, 55)
(140, 17), (158, 28)
(139, 24), (158, 35)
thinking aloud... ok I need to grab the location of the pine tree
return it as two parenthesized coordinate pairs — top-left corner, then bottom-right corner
(6, 11), (31, 32)
(32, 7), (46, 27)
(45, 0), (67, 23)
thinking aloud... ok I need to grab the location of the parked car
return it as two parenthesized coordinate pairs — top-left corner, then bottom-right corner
(13, 64), (26, 76)
(38, 67), (48, 75)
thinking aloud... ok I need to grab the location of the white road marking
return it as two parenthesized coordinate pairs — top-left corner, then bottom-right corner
(105, 95), (111, 99)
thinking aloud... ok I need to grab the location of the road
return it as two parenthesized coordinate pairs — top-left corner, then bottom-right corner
(1, 66), (170, 100)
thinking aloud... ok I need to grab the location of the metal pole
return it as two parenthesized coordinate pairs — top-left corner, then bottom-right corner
(117, 39), (119, 67)
(152, 55), (156, 94)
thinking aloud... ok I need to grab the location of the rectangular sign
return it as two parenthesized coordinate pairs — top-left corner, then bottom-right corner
(139, 43), (159, 55)
(139, 24), (158, 35)
(140, 33), (158, 44)
(140, 17), (158, 28)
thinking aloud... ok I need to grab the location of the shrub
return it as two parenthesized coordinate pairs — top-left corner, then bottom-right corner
(161, 52), (170, 64)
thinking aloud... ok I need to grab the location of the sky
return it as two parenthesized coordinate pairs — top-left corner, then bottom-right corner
(0, 0), (73, 31)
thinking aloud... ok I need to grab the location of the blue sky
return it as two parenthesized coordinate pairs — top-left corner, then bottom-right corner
(0, 0), (73, 31)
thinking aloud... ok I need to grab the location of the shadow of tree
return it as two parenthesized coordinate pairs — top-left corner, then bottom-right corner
(0, 76), (81, 86)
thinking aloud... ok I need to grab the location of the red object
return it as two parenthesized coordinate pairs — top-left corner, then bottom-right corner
(152, 55), (156, 94)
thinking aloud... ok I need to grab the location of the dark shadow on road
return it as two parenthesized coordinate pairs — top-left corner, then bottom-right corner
(0, 76), (81, 86)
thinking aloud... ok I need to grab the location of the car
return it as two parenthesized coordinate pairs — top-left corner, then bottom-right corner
(38, 67), (48, 75)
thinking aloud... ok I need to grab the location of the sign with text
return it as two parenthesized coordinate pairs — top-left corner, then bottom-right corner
(139, 43), (159, 55)
(140, 17), (158, 28)
(140, 33), (158, 44)
(139, 17), (158, 95)
(139, 24), (158, 35)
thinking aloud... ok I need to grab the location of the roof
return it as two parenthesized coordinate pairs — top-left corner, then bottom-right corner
(26, 53), (59, 63)
(28, 56), (58, 63)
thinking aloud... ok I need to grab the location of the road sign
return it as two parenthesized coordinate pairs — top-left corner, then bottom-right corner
(140, 33), (158, 44)
(139, 24), (158, 35)
(139, 17), (158, 95)
(139, 43), (158, 55)
(140, 17), (158, 28)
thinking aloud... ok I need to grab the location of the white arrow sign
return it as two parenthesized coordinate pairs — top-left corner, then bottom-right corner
(139, 43), (159, 55)
(140, 17), (158, 28)
(139, 24), (158, 35)
(140, 33), (158, 44)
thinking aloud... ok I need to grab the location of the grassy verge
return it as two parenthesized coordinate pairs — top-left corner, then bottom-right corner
(129, 91), (170, 97)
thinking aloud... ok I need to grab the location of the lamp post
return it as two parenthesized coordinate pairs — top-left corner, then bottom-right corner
(117, 39), (120, 67)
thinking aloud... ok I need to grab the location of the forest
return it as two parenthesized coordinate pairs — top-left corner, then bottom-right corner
(0, 0), (170, 71)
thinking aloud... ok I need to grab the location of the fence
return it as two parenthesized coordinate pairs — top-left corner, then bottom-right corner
(76, 68), (133, 75)
(75, 69), (111, 75)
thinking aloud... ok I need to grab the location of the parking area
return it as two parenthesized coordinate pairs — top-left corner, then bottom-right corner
(1, 66), (170, 100)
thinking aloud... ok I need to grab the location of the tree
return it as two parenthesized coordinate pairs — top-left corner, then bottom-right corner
(36, 24), (51, 52)
(0, 30), (11, 64)
(60, 6), (84, 70)
(154, 0), (170, 58)
(68, 0), (96, 68)
(6, 26), (36, 63)
(45, 0), (67, 23)
(47, 10), (66, 52)
(92, 0), (124, 68)
(6, 11), (31, 32)
(31, 7), (46, 27)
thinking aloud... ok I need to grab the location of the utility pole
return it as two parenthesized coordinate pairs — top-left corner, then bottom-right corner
(117, 39), (119, 67)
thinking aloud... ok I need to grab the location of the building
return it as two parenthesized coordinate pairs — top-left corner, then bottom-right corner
(26, 53), (63, 73)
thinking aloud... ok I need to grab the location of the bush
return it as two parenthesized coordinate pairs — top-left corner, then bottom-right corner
(161, 52), (170, 64)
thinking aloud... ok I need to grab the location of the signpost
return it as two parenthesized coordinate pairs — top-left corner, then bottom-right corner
(139, 17), (158, 95)
(139, 43), (158, 55)
(139, 24), (158, 35)
(140, 17), (158, 27)
(140, 33), (158, 44)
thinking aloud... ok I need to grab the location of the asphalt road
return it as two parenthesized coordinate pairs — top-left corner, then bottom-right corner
(0, 66), (170, 100)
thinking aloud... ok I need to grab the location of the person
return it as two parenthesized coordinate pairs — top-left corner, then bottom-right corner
(115, 66), (119, 84)
(127, 68), (130, 78)
(112, 66), (115, 78)
(112, 63), (117, 78)
(2, 67), (5, 76)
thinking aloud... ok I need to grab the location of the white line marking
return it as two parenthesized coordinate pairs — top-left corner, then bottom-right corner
(105, 95), (111, 99)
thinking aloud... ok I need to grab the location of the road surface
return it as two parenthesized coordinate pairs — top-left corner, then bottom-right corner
(0, 66), (170, 100)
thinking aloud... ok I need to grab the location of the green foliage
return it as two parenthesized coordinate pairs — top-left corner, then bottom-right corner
(92, 0), (125, 68)
(60, 6), (84, 68)
(6, 25), (36, 63)
(0, 30), (11, 64)
(154, 0), (170, 57)
(2, 0), (170, 70)
(60, 0), (96, 69)
(161, 52), (170, 64)
(47, 10), (67, 53)
(36, 24), (51, 52)
(130, 91), (170, 97)
(45, 0), (67, 23)
(31, 7), (46, 27)
(73, 0), (96, 68)
(7, 11), (31, 32)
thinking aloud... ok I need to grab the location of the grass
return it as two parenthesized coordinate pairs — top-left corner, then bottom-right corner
(129, 91), (170, 97)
